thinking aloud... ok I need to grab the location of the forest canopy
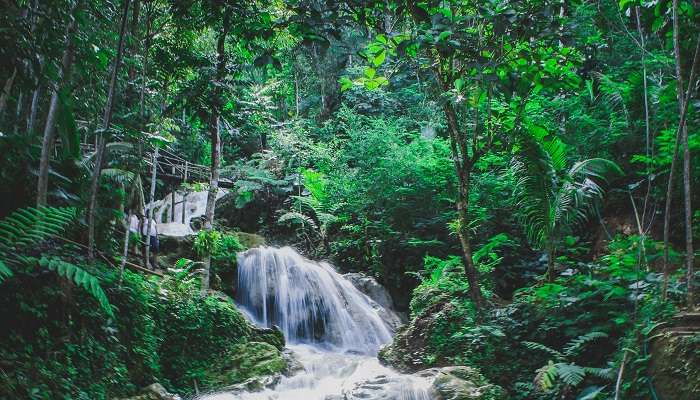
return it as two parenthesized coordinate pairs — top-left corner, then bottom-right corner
(0, 0), (699, 399)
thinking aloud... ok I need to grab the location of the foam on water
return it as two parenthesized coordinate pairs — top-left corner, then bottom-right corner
(235, 246), (393, 354)
(199, 246), (432, 400)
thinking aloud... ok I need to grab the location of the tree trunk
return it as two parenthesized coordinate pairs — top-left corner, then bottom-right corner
(681, 39), (698, 307)
(145, 147), (158, 269)
(0, 68), (17, 119)
(201, 12), (229, 293)
(456, 169), (484, 310)
(202, 117), (221, 294)
(127, 0), (140, 83)
(635, 6), (653, 227)
(441, 100), (484, 311)
(120, 210), (133, 283)
(87, 0), (131, 260)
(27, 86), (41, 135)
(662, 12), (700, 299)
(294, 67), (300, 117)
(139, 7), (151, 120)
(170, 184), (175, 222)
(36, 3), (79, 206)
(547, 245), (556, 283)
(14, 90), (23, 133)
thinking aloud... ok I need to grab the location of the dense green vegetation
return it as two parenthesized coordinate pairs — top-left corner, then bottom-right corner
(1, 0), (699, 399)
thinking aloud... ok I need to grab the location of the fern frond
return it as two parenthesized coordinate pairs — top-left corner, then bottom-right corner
(555, 363), (586, 387)
(277, 212), (318, 230)
(0, 207), (77, 265)
(39, 256), (114, 318)
(535, 361), (558, 390)
(0, 260), (13, 283)
(101, 168), (136, 185)
(563, 332), (608, 357)
(584, 366), (614, 380)
(523, 341), (565, 361)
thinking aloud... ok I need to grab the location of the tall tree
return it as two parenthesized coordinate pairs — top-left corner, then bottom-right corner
(349, 0), (580, 310)
(662, 1), (700, 306)
(87, 0), (131, 259)
(36, 1), (81, 207)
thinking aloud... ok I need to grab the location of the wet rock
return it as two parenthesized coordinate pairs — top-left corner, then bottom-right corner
(235, 232), (266, 249)
(282, 348), (304, 376)
(378, 301), (451, 372)
(430, 366), (506, 400)
(344, 272), (406, 331)
(344, 273), (395, 310)
(346, 366), (504, 400)
(213, 374), (283, 396)
(205, 341), (288, 389)
(251, 325), (285, 350)
(120, 383), (181, 400)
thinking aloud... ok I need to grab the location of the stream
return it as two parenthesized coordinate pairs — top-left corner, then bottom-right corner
(199, 246), (431, 400)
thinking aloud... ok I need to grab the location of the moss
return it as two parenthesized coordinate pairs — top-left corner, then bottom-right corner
(252, 326), (286, 350)
(234, 232), (266, 249)
(204, 342), (287, 387)
(650, 333), (700, 400)
(432, 367), (507, 400)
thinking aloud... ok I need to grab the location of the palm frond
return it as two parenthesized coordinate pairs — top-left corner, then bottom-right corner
(510, 131), (558, 249)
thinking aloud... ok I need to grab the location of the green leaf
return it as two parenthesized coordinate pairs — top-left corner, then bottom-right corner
(339, 76), (354, 92)
(372, 50), (386, 67)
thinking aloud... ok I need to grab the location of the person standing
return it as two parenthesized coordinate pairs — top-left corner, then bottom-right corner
(128, 213), (142, 257)
(142, 216), (159, 269)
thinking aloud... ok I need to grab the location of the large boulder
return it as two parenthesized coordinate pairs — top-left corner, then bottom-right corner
(346, 366), (505, 400)
(344, 272), (406, 331)
(430, 366), (506, 400)
(120, 383), (181, 400)
(379, 301), (452, 372)
(649, 313), (700, 400)
(204, 341), (288, 389)
(344, 273), (395, 310)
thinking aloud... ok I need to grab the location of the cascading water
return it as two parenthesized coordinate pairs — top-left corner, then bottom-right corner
(199, 246), (432, 400)
(235, 246), (393, 353)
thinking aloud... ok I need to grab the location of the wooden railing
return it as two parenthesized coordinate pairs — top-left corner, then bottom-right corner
(58, 141), (233, 187)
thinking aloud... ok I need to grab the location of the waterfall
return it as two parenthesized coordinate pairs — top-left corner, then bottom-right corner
(236, 246), (393, 354)
(201, 246), (432, 400)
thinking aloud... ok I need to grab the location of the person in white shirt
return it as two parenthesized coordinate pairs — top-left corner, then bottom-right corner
(128, 213), (142, 256)
(142, 216), (159, 269)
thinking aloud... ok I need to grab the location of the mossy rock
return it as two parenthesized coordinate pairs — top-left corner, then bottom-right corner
(431, 366), (506, 400)
(252, 326), (285, 350)
(379, 301), (450, 372)
(118, 383), (180, 400)
(650, 332), (700, 400)
(205, 342), (287, 387)
(234, 232), (266, 249)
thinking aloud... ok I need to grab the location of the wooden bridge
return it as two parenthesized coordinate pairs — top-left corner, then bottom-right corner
(63, 141), (234, 187)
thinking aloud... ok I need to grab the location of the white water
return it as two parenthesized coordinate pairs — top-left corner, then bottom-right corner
(147, 189), (227, 237)
(200, 247), (432, 400)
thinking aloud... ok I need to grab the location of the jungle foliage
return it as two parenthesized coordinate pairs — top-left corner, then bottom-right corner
(0, 0), (699, 398)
